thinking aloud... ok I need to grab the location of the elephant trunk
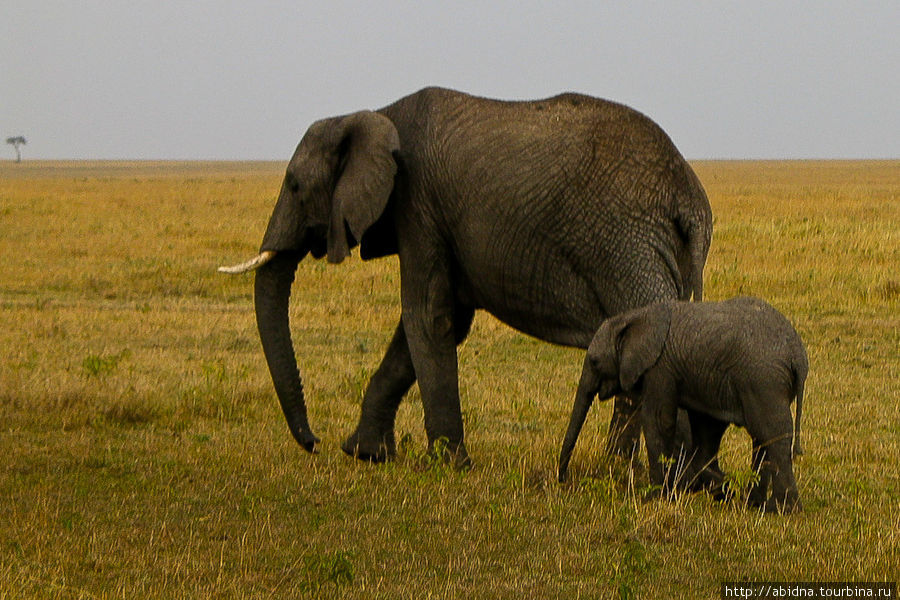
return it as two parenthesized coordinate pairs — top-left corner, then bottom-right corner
(254, 250), (320, 452)
(559, 358), (603, 483)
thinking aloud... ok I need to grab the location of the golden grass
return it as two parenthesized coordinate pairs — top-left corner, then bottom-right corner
(1, 160), (898, 598)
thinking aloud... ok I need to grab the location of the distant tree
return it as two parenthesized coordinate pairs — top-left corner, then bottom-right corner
(6, 136), (27, 162)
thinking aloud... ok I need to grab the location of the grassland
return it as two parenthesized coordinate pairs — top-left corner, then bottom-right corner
(1, 160), (897, 598)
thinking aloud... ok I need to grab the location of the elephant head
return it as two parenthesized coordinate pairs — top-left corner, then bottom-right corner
(559, 302), (672, 481)
(219, 111), (400, 451)
(589, 302), (672, 398)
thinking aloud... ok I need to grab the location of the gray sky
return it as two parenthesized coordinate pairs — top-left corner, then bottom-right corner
(2, 1), (898, 160)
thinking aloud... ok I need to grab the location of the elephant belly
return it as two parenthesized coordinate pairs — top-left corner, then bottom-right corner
(454, 251), (604, 349)
(485, 300), (599, 349)
(677, 373), (746, 427)
(448, 199), (677, 349)
(679, 395), (745, 428)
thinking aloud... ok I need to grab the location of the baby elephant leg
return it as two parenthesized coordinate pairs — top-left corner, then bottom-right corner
(641, 394), (679, 495)
(684, 411), (729, 498)
(748, 444), (770, 509)
(765, 437), (801, 513)
(747, 403), (801, 513)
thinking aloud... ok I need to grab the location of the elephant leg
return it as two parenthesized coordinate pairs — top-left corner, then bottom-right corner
(751, 412), (800, 513)
(746, 400), (800, 512)
(684, 411), (728, 498)
(747, 444), (770, 509)
(640, 381), (678, 495)
(398, 254), (474, 467)
(404, 320), (468, 467)
(606, 395), (643, 460)
(749, 439), (800, 513)
(342, 322), (416, 462)
(673, 408), (693, 468)
(343, 308), (475, 463)
(764, 438), (801, 513)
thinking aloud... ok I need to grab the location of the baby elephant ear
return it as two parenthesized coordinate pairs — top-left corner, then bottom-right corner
(617, 303), (672, 392)
(327, 111), (400, 264)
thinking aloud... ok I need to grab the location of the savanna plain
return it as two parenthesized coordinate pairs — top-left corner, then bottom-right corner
(1, 160), (897, 598)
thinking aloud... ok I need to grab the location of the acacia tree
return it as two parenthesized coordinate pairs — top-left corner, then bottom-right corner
(6, 136), (26, 162)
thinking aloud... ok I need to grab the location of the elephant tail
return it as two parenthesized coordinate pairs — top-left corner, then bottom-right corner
(793, 375), (804, 457)
(687, 219), (710, 302)
(791, 348), (809, 457)
(675, 167), (712, 302)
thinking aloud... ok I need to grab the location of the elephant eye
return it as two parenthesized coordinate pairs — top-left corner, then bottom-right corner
(289, 180), (301, 194)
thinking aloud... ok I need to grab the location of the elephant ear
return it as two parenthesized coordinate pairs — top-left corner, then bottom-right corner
(617, 303), (672, 392)
(327, 111), (400, 264)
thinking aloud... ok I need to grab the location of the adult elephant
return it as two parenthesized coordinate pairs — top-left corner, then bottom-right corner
(220, 87), (712, 467)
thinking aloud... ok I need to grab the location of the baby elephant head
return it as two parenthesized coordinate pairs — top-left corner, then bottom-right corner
(588, 302), (673, 398)
(559, 302), (672, 482)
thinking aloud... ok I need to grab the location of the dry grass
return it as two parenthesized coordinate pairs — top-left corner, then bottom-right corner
(1, 160), (897, 598)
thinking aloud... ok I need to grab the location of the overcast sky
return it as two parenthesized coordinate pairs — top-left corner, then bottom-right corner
(2, 1), (898, 160)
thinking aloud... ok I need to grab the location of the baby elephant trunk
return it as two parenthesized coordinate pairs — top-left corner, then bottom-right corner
(558, 357), (606, 483)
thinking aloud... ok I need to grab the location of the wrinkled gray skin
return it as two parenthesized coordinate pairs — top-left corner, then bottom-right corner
(237, 87), (712, 466)
(558, 297), (807, 514)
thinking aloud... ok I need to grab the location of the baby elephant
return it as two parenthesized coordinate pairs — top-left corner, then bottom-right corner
(558, 297), (807, 513)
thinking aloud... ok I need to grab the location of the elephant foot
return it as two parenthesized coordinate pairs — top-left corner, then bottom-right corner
(747, 488), (801, 514)
(765, 492), (802, 514)
(686, 466), (727, 500)
(428, 437), (472, 471)
(641, 484), (665, 504)
(700, 480), (729, 503)
(341, 428), (396, 463)
(747, 487), (767, 510)
(705, 479), (729, 502)
(605, 434), (642, 468)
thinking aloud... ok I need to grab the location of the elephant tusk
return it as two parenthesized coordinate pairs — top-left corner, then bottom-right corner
(217, 250), (277, 274)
